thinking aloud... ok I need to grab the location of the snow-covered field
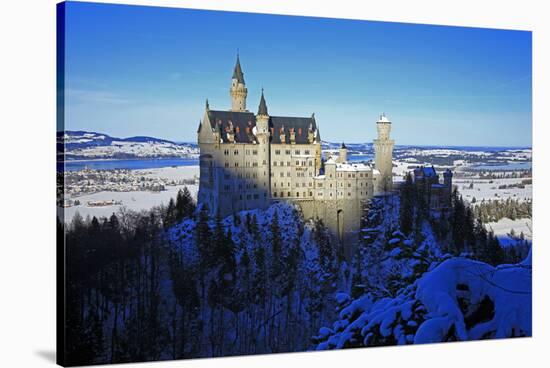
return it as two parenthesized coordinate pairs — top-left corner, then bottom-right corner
(69, 141), (198, 159)
(486, 217), (532, 246)
(63, 166), (199, 220)
(455, 178), (532, 202)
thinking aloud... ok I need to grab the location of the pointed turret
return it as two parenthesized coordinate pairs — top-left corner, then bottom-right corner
(232, 54), (245, 84)
(205, 98), (210, 111)
(230, 54), (248, 111)
(257, 89), (268, 116)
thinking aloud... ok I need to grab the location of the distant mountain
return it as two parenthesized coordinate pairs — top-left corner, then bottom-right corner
(58, 131), (199, 160)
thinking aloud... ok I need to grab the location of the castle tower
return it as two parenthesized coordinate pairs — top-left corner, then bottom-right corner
(230, 54), (247, 112)
(338, 142), (348, 163)
(374, 113), (394, 192)
(255, 89), (271, 205)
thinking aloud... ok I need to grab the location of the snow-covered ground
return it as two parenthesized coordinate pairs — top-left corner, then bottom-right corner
(69, 141), (198, 159)
(63, 166), (199, 220)
(486, 217), (532, 246)
(455, 178), (532, 202)
(61, 130), (199, 159)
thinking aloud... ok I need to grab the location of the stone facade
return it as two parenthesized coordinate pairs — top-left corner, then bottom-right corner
(197, 56), (395, 244)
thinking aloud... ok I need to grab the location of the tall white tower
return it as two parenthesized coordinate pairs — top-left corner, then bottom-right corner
(230, 54), (247, 112)
(374, 113), (394, 192)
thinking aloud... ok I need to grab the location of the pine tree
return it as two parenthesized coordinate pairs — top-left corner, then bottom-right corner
(399, 173), (414, 235)
(164, 198), (177, 228)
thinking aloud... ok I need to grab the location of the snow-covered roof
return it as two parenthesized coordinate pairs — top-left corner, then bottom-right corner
(377, 113), (390, 123)
(335, 162), (372, 172)
(325, 157), (336, 164)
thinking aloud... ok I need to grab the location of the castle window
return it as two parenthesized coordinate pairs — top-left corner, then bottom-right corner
(305, 150), (310, 155)
(296, 192), (300, 197)
(348, 183), (351, 187)
(246, 149), (250, 155)
(309, 161), (313, 166)
(254, 194), (259, 199)
(234, 150), (239, 155)
(225, 162), (229, 168)
(235, 162), (239, 167)
(252, 150), (258, 155)
(288, 192), (291, 197)
(295, 149), (300, 155)
(275, 149), (281, 155)
(224, 150), (229, 155)
(239, 194), (242, 200)
(296, 161), (300, 166)
(287, 161), (291, 166)
(280, 173), (284, 178)
(318, 183), (323, 188)
(287, 172), (291, 177)
(274, 192), (277, 197)
(224, 185), (230, 191)
(348, 192), (351, 196)
(280, 191), (284, 197)
(285, 150), (291, 155)
(253, 162), (258, 167)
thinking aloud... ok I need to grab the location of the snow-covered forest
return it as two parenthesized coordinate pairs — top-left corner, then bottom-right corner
(60, 180), (532, 366)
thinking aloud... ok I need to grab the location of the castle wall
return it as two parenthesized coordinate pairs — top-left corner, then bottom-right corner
(270, 143), (319, 200)
(297, 197), (364, 259)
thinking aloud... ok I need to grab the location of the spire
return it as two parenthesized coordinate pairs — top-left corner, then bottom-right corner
(205, 98), (209, 111)
(341, 142), (346, 149)
(315, 125), (321, 142)
(258, 88), (268, 116)
(232, 53), (245, 84)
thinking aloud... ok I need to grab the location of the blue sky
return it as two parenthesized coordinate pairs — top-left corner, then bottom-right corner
(61, 1), (532, 146)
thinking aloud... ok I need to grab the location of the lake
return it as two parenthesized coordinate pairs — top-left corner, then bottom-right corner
(60, 158), (200, 172)
(470, 162), (532, 171)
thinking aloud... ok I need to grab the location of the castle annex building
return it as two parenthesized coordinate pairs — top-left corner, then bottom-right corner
(197, 56), (394, 241)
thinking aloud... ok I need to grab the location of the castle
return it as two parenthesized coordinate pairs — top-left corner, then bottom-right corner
(197, 56), (394, 243)
(412, 166), (453, 211)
